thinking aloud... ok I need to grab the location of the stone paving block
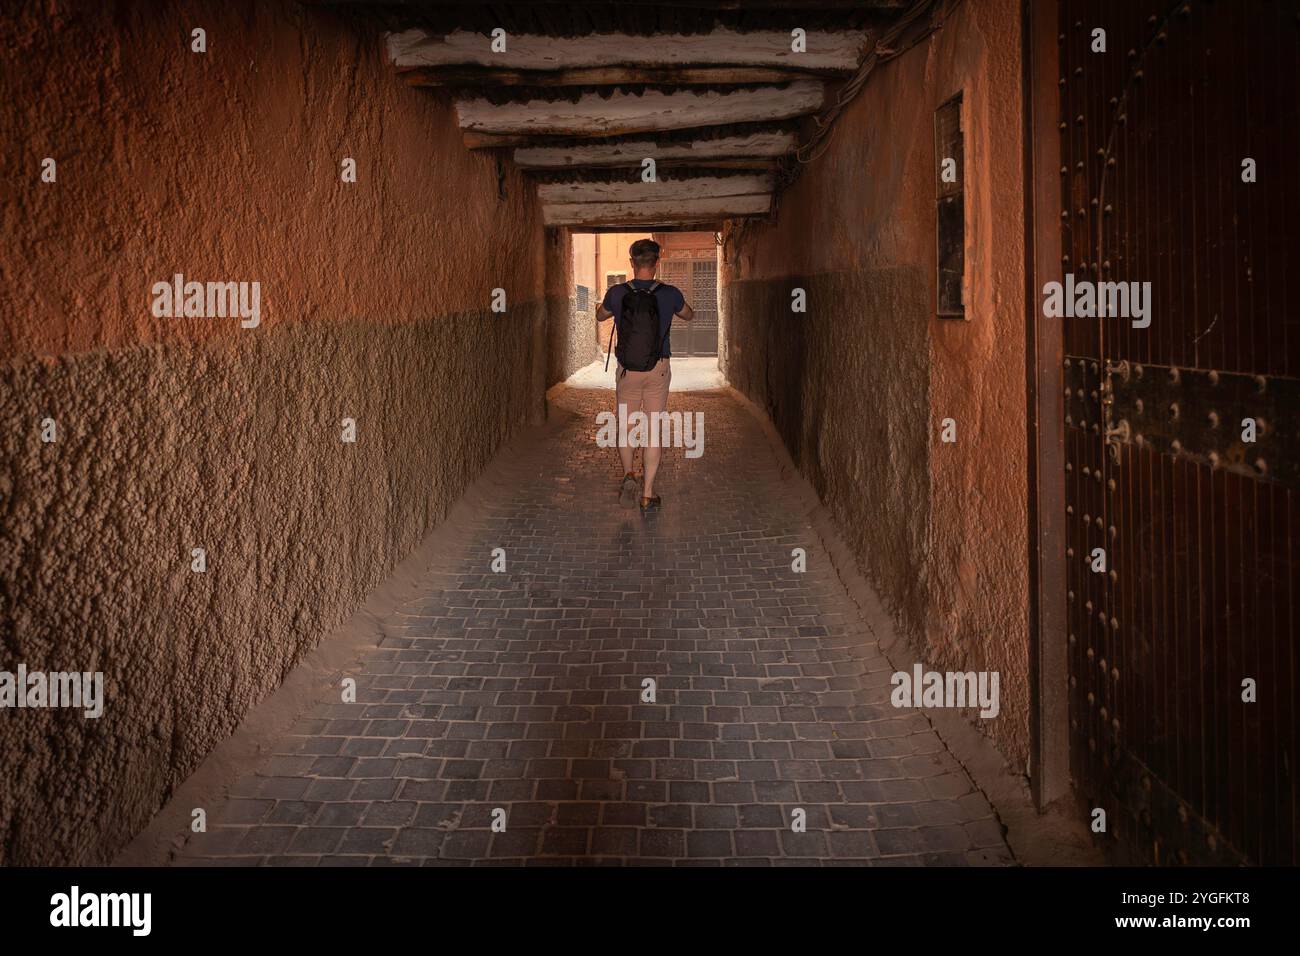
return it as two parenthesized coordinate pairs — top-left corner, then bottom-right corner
(187, 826), (249, 856)
(440, 830), (492, 859)
(235, 826), (296, 855)
(687, 830), (733, 857)
(779, 831), (829, 857)
(266, 801), (322, 826)
(540, 828), (590, 856)
(694, 805), (739, 828)
(286, 828), (345, 854)
(491, 829), (543, 857)
(640, 829), (687, 857)
(648, 804), (692, 828)
(316, 803), (368, 827)
(254, 777), (312, 800)
(221, 799), (275, 825)
(391, 828), (445, 857)
(360, 802), (417, 827)
(874, 829), (927, 857)
(827, 831), (879, 858)
(342, 739), (387, 758)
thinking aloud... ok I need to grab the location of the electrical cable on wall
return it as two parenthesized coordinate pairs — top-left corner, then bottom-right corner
(784, 0), (950, 181)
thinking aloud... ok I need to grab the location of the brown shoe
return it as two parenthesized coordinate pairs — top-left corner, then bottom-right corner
(618, 473), (639, 508)
(639, 495), (661, 513)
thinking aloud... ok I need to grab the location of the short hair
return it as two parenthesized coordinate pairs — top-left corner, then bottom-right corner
(629, 238), (661, 267)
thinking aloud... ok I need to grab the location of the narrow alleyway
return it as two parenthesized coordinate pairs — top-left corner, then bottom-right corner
(5, 0), (1297, 891)
(178, 368), (1012, 866)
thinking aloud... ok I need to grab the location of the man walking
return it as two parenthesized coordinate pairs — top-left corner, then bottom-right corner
(596, 238), (694, 513)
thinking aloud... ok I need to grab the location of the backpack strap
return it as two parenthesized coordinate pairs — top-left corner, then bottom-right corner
(604, 285), (627, 373)
(656, 320), (671, 362)
(639, 281), (667, 361)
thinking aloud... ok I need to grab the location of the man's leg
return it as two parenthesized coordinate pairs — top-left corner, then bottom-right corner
(614, 366), (644, 479)
(641, 358), (672, 501)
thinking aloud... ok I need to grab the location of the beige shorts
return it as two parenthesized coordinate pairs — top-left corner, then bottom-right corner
(615, 357), (672, 415)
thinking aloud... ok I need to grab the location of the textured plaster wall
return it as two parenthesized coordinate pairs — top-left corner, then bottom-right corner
(567, 232), (600, 378)
(720, 0), (1030, 766)
(573, 233), (597, 295)
(545, 227), (589, 388)
(1, 0), (549, 864)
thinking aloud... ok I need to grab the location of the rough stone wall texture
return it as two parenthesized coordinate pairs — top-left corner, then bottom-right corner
(0, 0), (549, 864)
(566, 232), (600, 378)
(567, 290), (599, 380)
(720, 0), (1029, 766)
(545, 227), (590, 388)
(572, 233), (597, 294)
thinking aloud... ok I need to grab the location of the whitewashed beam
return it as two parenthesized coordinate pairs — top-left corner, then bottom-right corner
(542, 194), (771, 226)
(400, 65), (828, 87)
(387, 28), (867, 74)
(653, 158), (781, 170)
(456, 82), (824, 138)
(536, 174), (774, 204)
(514, 130), (796, 168)
(324, 0), (900, 7)
(322, 0), (901, 7)
(586, 223), (723, 234)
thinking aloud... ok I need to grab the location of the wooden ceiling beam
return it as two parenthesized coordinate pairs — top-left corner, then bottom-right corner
(580, 223), (723, 234)
(313, 1), (902, 8)
(533, 157), (782, 173)
(400, 64), (836, 87)
(542, 194), (770, 226)
(513, 129), (796, 167)
(536, 173), (774, 204)
(455, 82), (824, 139)
(462, 132), (536, 149)
(387, 28), (867, 74)
(654, 157), (781, 171)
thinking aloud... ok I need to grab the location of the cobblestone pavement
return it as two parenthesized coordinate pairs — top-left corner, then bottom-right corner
(180, 374), (1015, 866)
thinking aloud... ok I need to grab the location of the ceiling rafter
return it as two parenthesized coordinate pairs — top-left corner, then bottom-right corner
(386, 27), (868, 72)
(453, 82), (826, 139)
(399, 64), (835, 87)
(543, 194), (771, 226)
(537, 172), (775, 204)
(512, 129), (796, 171)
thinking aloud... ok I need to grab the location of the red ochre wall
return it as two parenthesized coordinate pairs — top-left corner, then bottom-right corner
(0, 0), (555, 864)
(720, 0), (1032, 767)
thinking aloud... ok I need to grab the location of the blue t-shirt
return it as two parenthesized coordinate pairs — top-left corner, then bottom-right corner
(602, 279), (686, 359)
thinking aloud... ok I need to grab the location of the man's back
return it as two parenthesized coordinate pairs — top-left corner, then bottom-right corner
(601, 279), (686, 359)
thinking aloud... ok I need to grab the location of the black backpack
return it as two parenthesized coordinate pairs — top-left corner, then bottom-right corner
(606, 281), (666, 375)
